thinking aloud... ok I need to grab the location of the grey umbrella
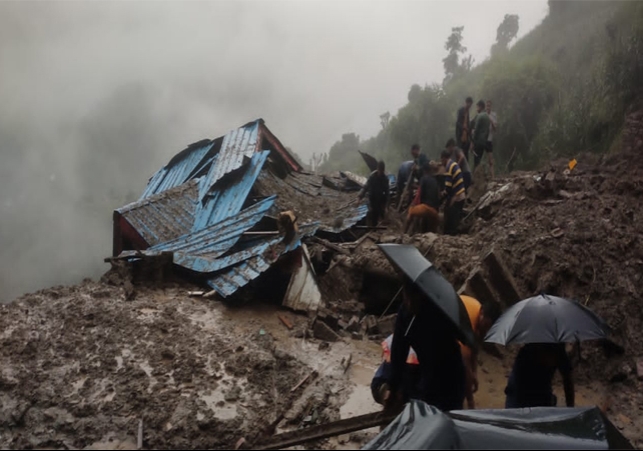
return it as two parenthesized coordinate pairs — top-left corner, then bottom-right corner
(378, 244), (476, 348)
(485, 294), (611, 346)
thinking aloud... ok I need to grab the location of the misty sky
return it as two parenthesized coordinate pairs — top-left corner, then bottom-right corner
(0, 0), (548, 300)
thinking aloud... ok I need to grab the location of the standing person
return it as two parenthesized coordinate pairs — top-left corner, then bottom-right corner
(471, 100), (490, 172)
(504, 343), (575, 409)
(440, 150), (466, 236)
(396, 160), (414, 209)
(446, 138), (471, 193)
(403, 144), (428, 206)
(358, 160), (390, 227)
(486, 100), (498, 180)
(405, 162), (441, 235)
(455, 97), (474, 159)
(385, 279), (466, 413)
(458, 296), (500, 409)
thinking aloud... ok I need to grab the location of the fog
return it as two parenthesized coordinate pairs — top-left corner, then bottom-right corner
(0, 0), (547, 301)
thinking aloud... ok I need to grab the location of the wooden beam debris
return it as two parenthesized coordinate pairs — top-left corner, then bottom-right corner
(310, 236), (350, 256)
(253, 411), (397, 450)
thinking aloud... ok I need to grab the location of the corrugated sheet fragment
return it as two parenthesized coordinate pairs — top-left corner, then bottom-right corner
(140, 141), (215, 200)
(147, 195), (276, 258)
(205, 222), (319, 298)
(192, 150), (269, 231)
(117, 180), (199, 247)
(318, 204), (368, 233)
(282, 244), (322, 312)
(206, 255), (272, 298)
(198, 120), (260, 201)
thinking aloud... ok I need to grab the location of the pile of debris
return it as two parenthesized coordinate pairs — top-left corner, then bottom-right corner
(111, 119), (376, 314)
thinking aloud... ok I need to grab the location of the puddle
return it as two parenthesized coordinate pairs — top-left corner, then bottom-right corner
(200, 390), (238, 420)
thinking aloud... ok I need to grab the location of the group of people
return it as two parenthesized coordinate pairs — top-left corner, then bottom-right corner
(370, 286), (575, 413)
(358, 97), (497, 235)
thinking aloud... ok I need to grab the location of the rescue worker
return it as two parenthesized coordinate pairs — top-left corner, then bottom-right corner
(385, 278), (466, 413)
(471, 100), (491, 171)
(396, 160), (414, 210)
(455, 97), (473, 159)
(371, 335), (422, 405)
(459, 296), (500, 409)
(358, 160), (390, 226)
(404, 162), (440, 235)
(440, 150), (466, 235)
(446, 138), (471, 193)
(505, 343), (574, 409)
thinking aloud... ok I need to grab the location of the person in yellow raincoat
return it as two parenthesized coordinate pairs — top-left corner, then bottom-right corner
(459, 296), (500, 409)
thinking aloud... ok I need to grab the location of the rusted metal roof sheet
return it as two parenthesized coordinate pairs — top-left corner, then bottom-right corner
(254, 170), (365, 232)
(198, 120), (260, 201)
(147, 195), (276, 258)
(282, 244), (322, 313)
(318, 204), (368, 233)
(193, 150), (269, 231)
(141, 140), (215, 200)
(117, 180), (199, 247)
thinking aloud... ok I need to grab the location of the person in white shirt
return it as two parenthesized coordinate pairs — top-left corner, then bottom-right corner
(485, 100), (498, 180)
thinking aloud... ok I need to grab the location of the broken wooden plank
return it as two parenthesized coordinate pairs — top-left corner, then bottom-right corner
(278, 314), (294, 330)
(353, 225), (388, 230)
(310, 237), (350, 256)
(291, 370), (318, 393)
(254, 411), (396, 450)
(483, 249), (522, 305)
(242, 231), (281, 236)
(342, 353), (353, 374)
(137, 419), (143, 450)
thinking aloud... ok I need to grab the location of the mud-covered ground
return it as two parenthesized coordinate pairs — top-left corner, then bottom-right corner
(2, 114), (643, 449)
(0, 279), (367, 450)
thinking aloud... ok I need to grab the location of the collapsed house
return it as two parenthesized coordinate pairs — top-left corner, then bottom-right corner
(111, 119), (371, 313)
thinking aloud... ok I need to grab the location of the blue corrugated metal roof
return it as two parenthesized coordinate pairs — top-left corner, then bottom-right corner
(117, 180), (199, 246)
(148, 195), (276, 257)
(206, 222), (319, 298)
(192, 150), (269, 231)
(198, 121), (260, 202)
(174, 235), (280, 274)
(141, 141), (215, 200)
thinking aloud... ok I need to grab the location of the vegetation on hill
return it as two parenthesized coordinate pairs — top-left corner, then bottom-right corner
(319, 1), (643, 176)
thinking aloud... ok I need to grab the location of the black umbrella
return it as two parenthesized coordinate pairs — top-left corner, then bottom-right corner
(485, 294), (611, 346)
(378, 244), (476, 348)
(359, 150), (379, 172)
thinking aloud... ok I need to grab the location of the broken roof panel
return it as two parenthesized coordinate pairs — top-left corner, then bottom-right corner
(148, 196), (276, 258)
(141, 140), (215, 200)
(206, 222), (319, 298)
(254, 170), (367, 232)
(193, 150), (270, 231)
(319, 203), (368, 233)
(117, 180), (199, 247)
(198, 120), (260, 201)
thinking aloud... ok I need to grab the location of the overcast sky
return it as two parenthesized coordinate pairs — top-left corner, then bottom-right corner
(0, 0), (548, 300)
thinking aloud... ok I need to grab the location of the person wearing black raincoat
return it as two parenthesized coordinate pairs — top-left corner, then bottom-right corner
(385, 279), (466, 413)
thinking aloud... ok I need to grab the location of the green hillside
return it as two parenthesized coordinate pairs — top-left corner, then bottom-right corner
(320, 0), (643, 175)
